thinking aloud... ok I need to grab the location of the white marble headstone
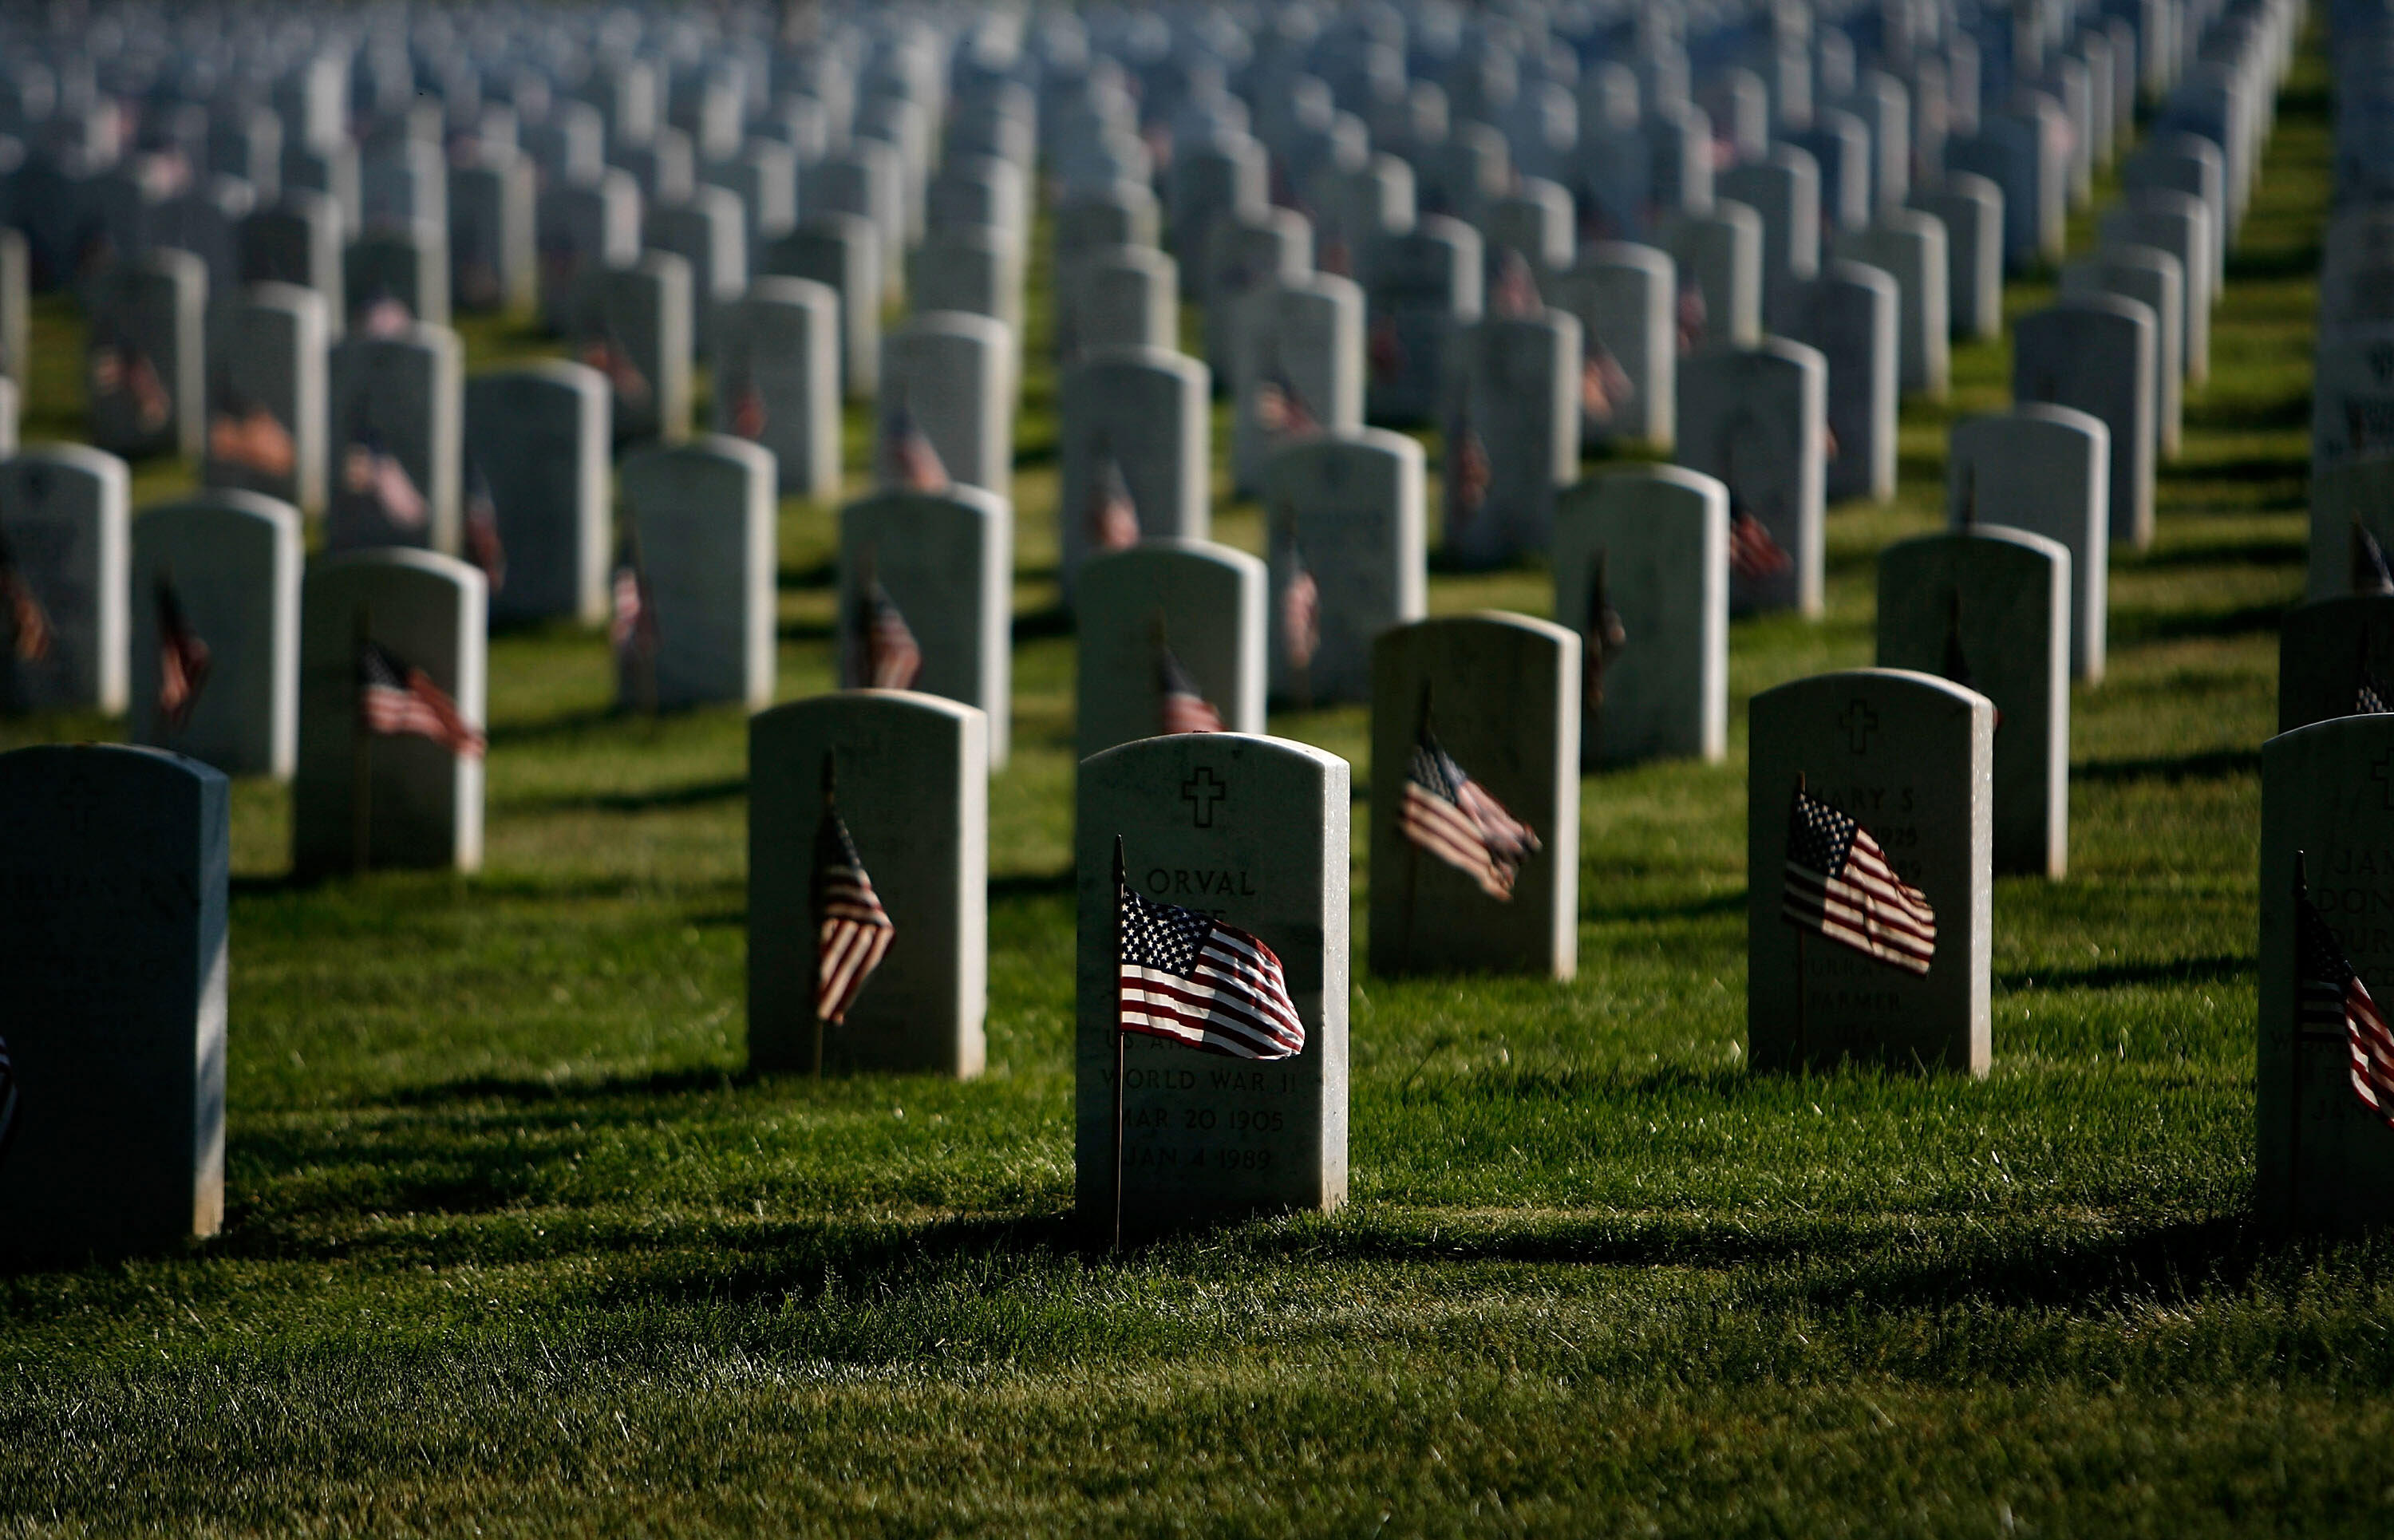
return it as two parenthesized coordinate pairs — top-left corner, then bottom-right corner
(1949, 406), (2111, 681)
(129, 491), (302, 778)
(1075, 539), (1266, 759)
(618, 438), (776, 712)
(1676, 339), (1828, 616)
(0, 446), (130, 714)
(838, 486), (1014, 768)
(464, 361), (612, 627)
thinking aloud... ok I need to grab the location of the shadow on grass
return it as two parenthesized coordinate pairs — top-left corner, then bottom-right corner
(382, 1066), (750, 1108)
(1013, 603), (1073, 643)
(1587, 888), (1748, 923)
(2111, 603), (2285, 643)
(500, 777), (748, 815)
(776, 557), (837, 592)
(1997, 952), (2254, 990)
(2072, 747), (2262, 783)
(2128, 539), (2304, 569)
(483, 706), (634, 748)
(2157, 454), (2309, 487)
(991, 867), (1076, 900)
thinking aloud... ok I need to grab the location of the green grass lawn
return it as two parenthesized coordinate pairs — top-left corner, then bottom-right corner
(2, 33), (2380, 1538)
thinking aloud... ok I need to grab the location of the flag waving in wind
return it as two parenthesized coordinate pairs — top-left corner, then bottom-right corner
(154, 574), (211, 730)
(879, 396), (950, 493)
(1253, 366), (1319, 440)
(1447, 408), (1491, 527)
(1783, 782), (1936, 975)
(1489, 249), (1543, 318)
(1116, 864), (1306, 1060)
(340, 421), (428, 531)
(1729, 503), (1793, 581)
(610, 530), (662, 674)
(1400, 725), (1542, 900)
(1087, 450), (1141, 554)
(813, 800), (895, 1026)
(2297, 856), (2394, 1130)
(847, 575), (924, 690)
(1582, 555), (1627, 714)
(1157, 639), (1224, 735)
(2356, 521), (2394, 595)
(463, 461), (508, 594)
(357, 639), (486, 759)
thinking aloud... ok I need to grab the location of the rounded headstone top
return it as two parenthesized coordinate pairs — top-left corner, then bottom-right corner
(1073, 343), (1208, 381)
(1079, 535), (1263, 580)
(2044, 290), (2156, 329)
(0, 739), (228, 795)
(5, 441), (131, 483)
(895, 308), (1013, 346)
(311, 543), (487, 596)
(1754, 665), (1991, 716)
(137, 487), (302, 531)
(759, 687), (987, 731)
(1571, 461), (1727, 503)
(745, 275), (839, 311)
(1266, 424), (1424, 472)
(239, 280), (330, 320)
(626, 432), (777, 480)
(1575, 239), (1673, 274)
(1080, 727), (1348, 780)
(468, 357), (608, 395)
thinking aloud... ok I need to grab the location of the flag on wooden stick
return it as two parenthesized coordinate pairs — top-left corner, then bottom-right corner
(813, 801), (895, 1026)
(847, 575), (923, 690)
(1156, 639), (1224, 735)
(2298, 857), (2394, 1129)
(1116, 864), (1305, 1060)
(356, 639), (485, 759)
(879, 396), (950, 492)
(0, 527), (51, 663)
(154, 574), (211, 730)
(1400, 725), (1541, 900)
(1782, 782), (1935, 975)
(1087, 450), (1141, 554)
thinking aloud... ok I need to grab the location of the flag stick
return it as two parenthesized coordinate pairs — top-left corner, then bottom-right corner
(351, 604), (373, 875)
(1793, 772), (1808, 1068)
(1111, 832), (1128, 1253)
(1396, 679), (1432, 975)
(2291, 849), (2308, 1222)
(815, 752), (835, 1080)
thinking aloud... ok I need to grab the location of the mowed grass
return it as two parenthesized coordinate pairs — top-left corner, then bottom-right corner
(0, 38), (2381, 1538)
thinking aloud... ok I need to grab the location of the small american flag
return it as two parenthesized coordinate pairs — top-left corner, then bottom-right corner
(813, 804), (895, 1025)
(1253, 366), (1319, 440)
(1582, 555), (1627, 713)
(2361, 672), (2394, 714)
(2356, 522), (2394, 595)
(207, 391), (297, 478)
(1582, 342), (1634, 423)
(1087, 452), (1141, 553)
(357, 638), (486, 759)
(580, 330), (652, 408)
(1783, 783), (1935, 975)
(1157, 642), (1224, 735)
(1489, 249), (1543, 318)
(1401, 726), (1542, 900)
(1729, 504), (1793, 581)
(848, 577), (923, 690)
(731, 380), (766, 440)
(1369, 313), (1404, 383)
(1116, 872), (1305, 1060)
(0, 528), (51, 663)
(154, 575), (211, 731)
(91, 338), (172, 432)
(1448, 413), (1490, 527)
(879, 397), (950, 492)
(340, 424), (428, 531)
(1676, 278), (1708, 353)
(610, 535), (661, 665)
(1280, 551), (1321, 671)
(463, 462), (508, 594)
(2298, 865), (2394, 1130)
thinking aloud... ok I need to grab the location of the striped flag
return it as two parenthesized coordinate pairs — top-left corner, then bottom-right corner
(610, 541), (660, 668)
(1582, 556), (1627, 713)
(463, 462), (508, 594)
(1087, 452), (1141, 553)
(154, 575), (211, 730)
(1157, 642), (1224, 735)
(0, 528), (51, 663)
(1253, 366), (1319, 440)
(1676, 278), (1709, 353)
(2356, 521), (2394, 595)
(207, 387), (297, 478)
(1400, 726), (1542, 900)
(1582, 342), (1634, 424)
(1448, 411), (1490, 527)
(579, 329), (653, 408)
(1279, 551), (1321, 672)
(1783, 783), (1936, 975)
(879, 397), (950, 492)
(1489, 249), (1543, 318)
(847, 578), (923, 690)
(2298, 868), (2394, 1130)
(813, 804), (895, 1025)
(339, 424), (428, 531)
(1116, 875), (1305, 1060)
(357, 639), (486, 759)
(1729, 504), (1793, 581)
(2361, 672), (2394, 714)
(90, 337), (172, 432)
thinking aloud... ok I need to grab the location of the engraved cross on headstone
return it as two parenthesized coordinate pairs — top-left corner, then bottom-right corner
(1182, 765), (1227, 827)
(1841, 701), (1879, 753)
